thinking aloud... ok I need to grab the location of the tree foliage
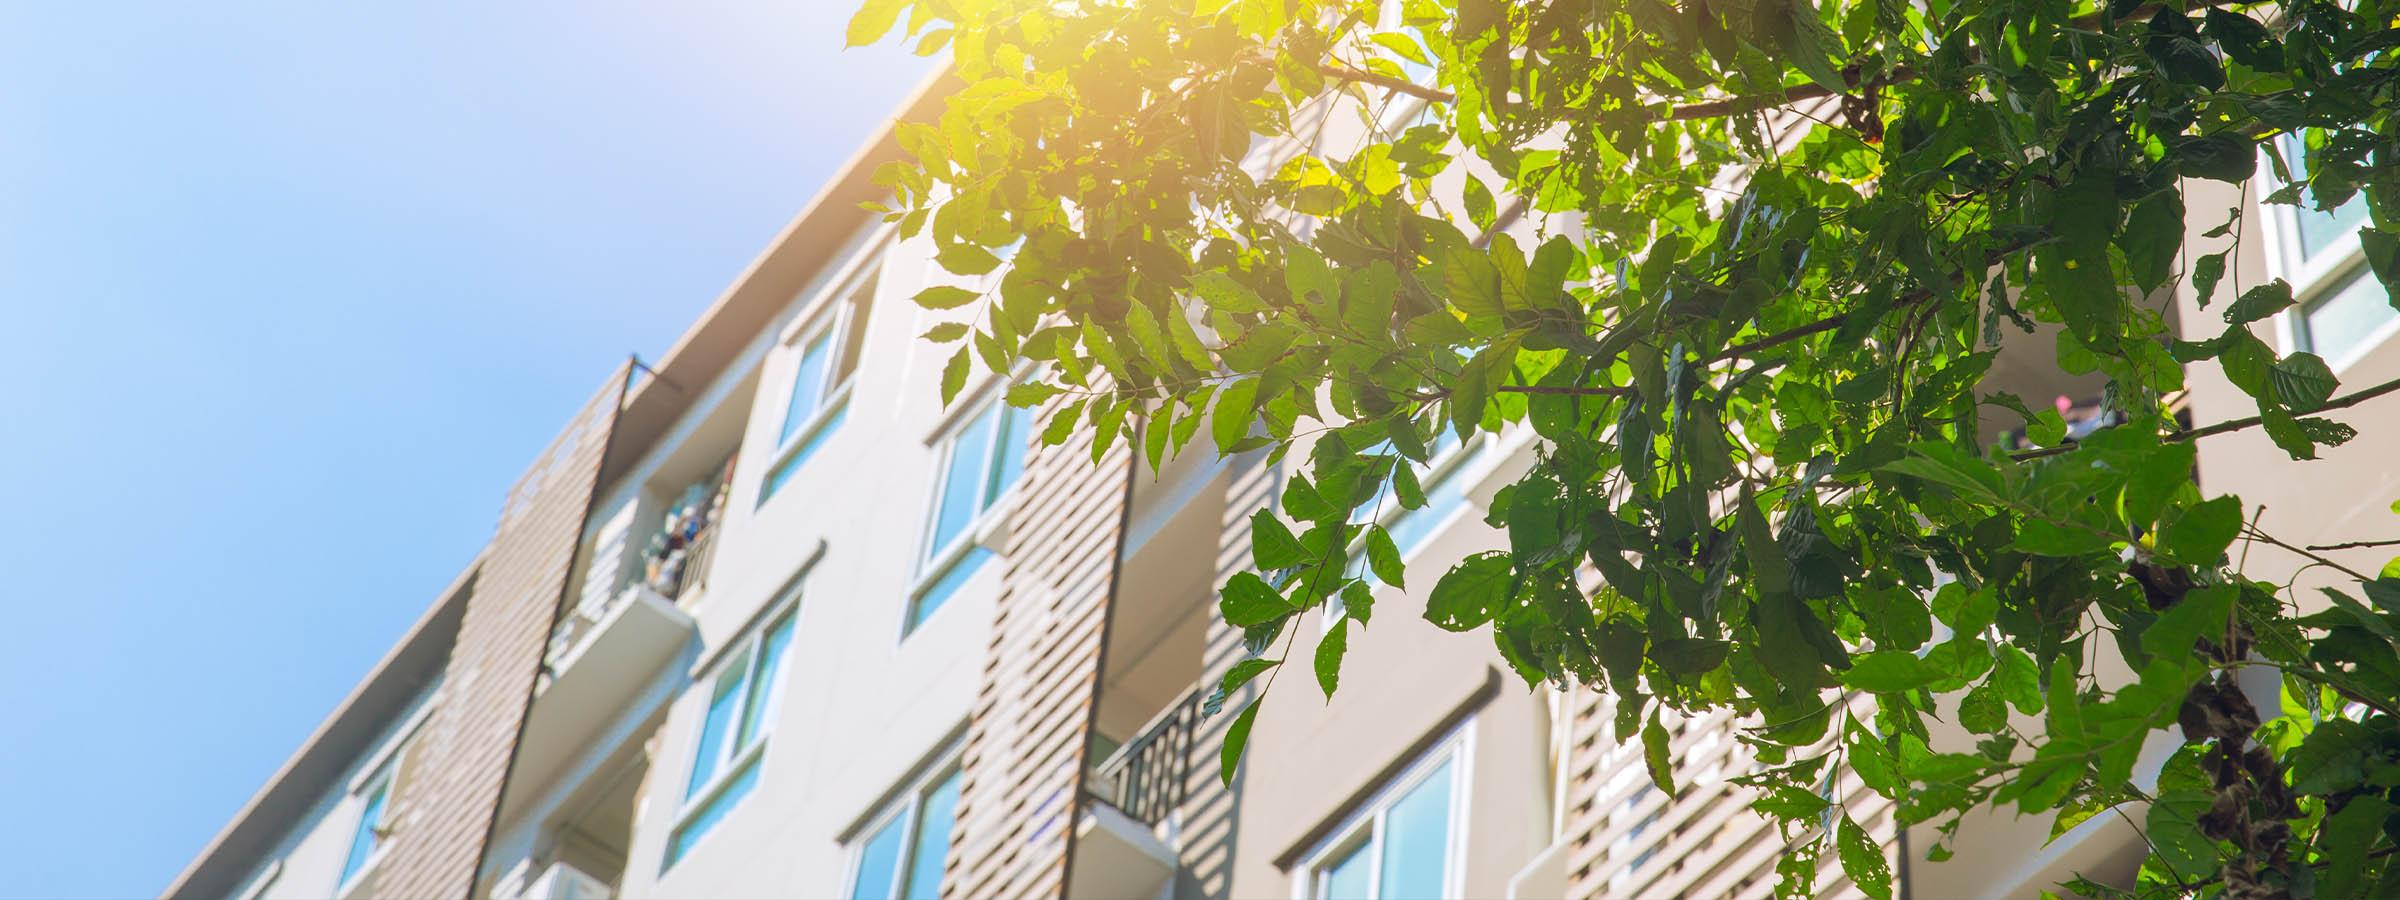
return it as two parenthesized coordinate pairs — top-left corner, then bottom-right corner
(851, 0), (2400, 894)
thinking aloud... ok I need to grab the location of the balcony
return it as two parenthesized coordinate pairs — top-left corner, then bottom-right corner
(1072, 686), (1201, 900)
(517, 582), (695, 806)
(1088, 686), (1203, 826)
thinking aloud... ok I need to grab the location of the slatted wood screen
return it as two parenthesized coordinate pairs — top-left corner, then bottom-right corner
(1562, 690), (1900, 899)
(374, 368), (629, 900)
(945, 392), (1135, 900)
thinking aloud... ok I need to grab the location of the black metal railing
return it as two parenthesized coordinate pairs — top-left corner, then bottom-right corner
(1088, 687), (1205, 827)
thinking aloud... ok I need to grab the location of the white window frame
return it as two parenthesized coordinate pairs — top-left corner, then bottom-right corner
(664, 594), (802, 869)
(335, 763), (396, 898)
(1292, 719), (1475, 900)
(842, 746), (966, 900)
(2254, 132), (2397, 373)
(905, 385), (1032, 636)
(331, 689), (434, 899)
(760, 258), (880, 504)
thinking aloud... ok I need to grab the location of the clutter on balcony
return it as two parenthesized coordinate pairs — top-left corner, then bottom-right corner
(641, 454), (735, 602)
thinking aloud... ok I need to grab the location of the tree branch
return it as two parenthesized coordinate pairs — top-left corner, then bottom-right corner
(1316, 60), (1908, 122)
(2305, 537), (2400, 552)
(2009, 374), (2400, 461)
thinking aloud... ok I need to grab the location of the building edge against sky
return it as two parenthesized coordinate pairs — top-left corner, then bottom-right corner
(164, 53), (2400, 900)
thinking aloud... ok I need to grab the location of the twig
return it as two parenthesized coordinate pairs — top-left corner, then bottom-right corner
(2305, 538), (2400, 552)
(2246, 525), (2375, 582)
(2009, 374), (2400, 461)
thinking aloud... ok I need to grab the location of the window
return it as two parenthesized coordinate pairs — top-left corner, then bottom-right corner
(1302, 727), (1469, 900)
(847, 763), (964, 900)
(761, 268), (877, 503)
(908, 391), (1035, 633)
(2261, 131), (2397, 369)
(337, 767), (393, 893)
(2292, 269), (2397, 366)
(665, 603), (799, 868)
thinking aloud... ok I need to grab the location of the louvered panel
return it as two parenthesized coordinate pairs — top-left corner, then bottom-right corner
(1565, 693), (1904, 900)
(945, 387), (1134, 900)
(374, 368), (630, 900)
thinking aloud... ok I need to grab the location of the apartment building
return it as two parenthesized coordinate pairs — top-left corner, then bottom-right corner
(164, 53), (2392, 900)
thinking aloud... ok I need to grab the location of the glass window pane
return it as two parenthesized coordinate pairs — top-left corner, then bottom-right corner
(687, 663), (748, 794)
(834, 287), (875, 388)
(666, 755), (760, 868)
(1385, 442), (1482, 555)
(736, 613), (796, 749)
(984, 402), (1034, 505)
(900, 771), (963, 900)
(340, 781), (388, 883)
(909, 547), (990, 633)
(2294, 195), (2368, 261)
(1377, 760), (1454, 899)
(780, 331), (837, 445)
(849, 811), (910, 900)
(1319, 840), (1373, 900)
(760, 403), (847, 503)
(2280, 134), (2371, 262)
(928, 409), (998, 557)
(2301, 272), (2400, 364)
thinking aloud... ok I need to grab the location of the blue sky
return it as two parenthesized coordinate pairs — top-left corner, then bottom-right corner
(0, 3), (931, 895)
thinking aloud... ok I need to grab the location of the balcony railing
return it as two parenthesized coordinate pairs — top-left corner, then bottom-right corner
(1087, 686), (1204, 827)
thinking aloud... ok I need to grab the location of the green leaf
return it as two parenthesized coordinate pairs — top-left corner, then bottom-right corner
(1882, 442), (2005, 503)
(1340, 580), (1375, 626)
(1738, 490), (1793, 597)
(1842, 650), (1939, 693)
(2222, 280), (2295, 325)
(1250, 510), (1309, 570)
(2119, 190), (2183, 295)
(2145, 11), (2224, 90)
(1191, 271), (1266, 313)
(1780, 0), (1850, 92)
(2318, 795), (2392, 899)
(1642, 712), (1678, 798)
(845, 0), (909, 47)
(2145, 791), (2218, 881)
(1995, 645), (2044, 714)
(1652, 637), (1731, 674)
(2175, 134), (2254, 183)
(1219, 699), (1260, 786)
(1426, 552), (1513, 631)
(914, 285), (981, 310)
(939, 346), (972, 405)
(1959, 683), (2007, 733)
(1753, 785), (1832, 819)
(2270, 352), (2338, 412)
(1853, 586), (1933, 652)
(1220, 572), (1294, 627)
(1837, 815), (1894, 900)
(1463, 177), (1496, 232)
(1364, 525), (1406, 588)
(2288, 719), (2374, 795)
(2157, 497), (2243, 566)
(2192, 250), (2229, 307)
(937, 242), (1003, 275)
(2203, 8), (2281, 71)
(1315, 618), (1348, 698)
(1212, 377), (1262, 453)
(2141, 584), (2236, 660)
(922, 321), (969, 342)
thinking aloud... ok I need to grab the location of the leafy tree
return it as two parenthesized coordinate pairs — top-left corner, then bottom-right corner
(850, 0), (2400, 895)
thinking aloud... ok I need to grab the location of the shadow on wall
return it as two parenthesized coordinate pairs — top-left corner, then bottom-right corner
(1175, 450), (1278, 900)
